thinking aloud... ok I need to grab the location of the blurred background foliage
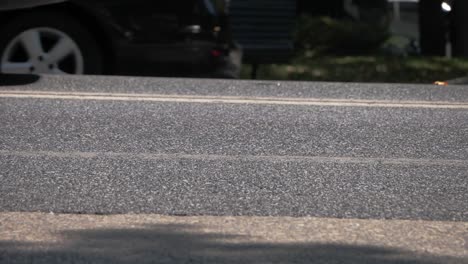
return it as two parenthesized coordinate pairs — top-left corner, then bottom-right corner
(241, 1), (468, 84)
(294, 15), (389, 56)
(241, 56), (468, 83)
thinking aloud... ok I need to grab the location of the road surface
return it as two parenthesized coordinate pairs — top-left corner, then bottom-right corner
(0, 74), (467, 263)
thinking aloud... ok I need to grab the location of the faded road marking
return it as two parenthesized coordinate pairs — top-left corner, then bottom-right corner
(1, 90), (468, 109)
(1, 150), (467, 167)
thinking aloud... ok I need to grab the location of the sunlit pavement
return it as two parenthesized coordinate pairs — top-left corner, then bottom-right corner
(1, 212), (467, 263)
(0, 74), (467, 263)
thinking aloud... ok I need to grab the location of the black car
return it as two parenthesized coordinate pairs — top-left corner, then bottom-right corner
(0, 0), (240, 78)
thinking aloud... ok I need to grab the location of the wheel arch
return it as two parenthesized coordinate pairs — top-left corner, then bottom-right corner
(50, 2), (117, 74)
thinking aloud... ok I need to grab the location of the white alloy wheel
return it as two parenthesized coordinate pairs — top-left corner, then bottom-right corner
(1, 27), (84, 75)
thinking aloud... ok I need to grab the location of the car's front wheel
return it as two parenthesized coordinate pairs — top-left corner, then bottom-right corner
(0, 11), (103, 75)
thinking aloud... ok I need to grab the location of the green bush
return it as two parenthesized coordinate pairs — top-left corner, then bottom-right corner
(294, 15), (390, 56)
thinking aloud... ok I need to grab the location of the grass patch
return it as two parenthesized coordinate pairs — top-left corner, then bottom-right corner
(241, 56), (468, 84)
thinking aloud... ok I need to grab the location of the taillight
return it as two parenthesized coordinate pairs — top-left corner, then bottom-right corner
(211, 49), (222, 57)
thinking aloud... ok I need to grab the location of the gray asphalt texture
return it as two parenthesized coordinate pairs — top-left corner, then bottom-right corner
(0, 74), (467, 221)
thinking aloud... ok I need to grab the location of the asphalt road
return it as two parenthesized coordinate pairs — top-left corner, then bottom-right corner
(0, 74), (467, 221)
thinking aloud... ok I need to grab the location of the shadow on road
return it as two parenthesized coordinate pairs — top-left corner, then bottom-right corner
(0, 223), (463, 264)
(0, 74), (40, 86)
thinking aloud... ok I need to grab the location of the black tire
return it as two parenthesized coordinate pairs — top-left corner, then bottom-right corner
(0, 10), (103, 74)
